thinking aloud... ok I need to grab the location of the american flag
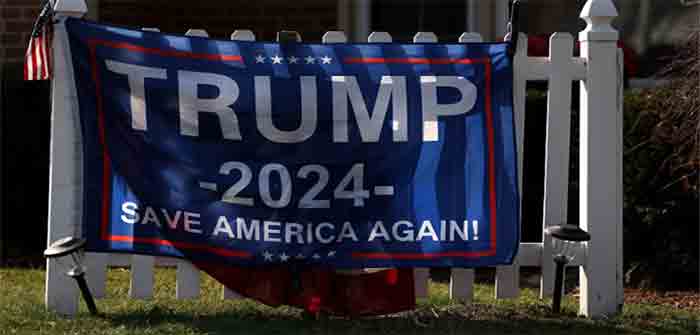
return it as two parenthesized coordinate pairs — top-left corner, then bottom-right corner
(24, 2), (53, 81)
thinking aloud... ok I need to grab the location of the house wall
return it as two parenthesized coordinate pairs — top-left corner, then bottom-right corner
(371, 0), (508, 42)
(98, 0), (337, 42)
(528, 0), (699, 75)
(1, 0), (44, 65)
(527, 0), (586, 35)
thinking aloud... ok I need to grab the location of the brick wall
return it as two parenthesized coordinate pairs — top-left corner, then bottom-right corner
(1, 0), (43, 65)
(527, 0), (586, 35)
(0, 0), (338, 65)
(99, 0), (338, 42)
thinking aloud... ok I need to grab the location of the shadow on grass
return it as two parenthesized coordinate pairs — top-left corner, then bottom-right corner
(99, 302), (635, 335)
(3, 269), (696, 335)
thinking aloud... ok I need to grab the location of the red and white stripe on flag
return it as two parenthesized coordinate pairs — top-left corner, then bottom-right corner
(24, 23), (53, 81)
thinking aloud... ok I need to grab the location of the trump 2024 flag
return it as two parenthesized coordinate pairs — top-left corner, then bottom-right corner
(64, 18), (520, 268)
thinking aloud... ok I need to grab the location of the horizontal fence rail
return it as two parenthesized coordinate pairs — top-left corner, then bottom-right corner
(46, 0), (622, 318)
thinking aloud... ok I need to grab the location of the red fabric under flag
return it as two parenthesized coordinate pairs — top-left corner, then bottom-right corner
(194, 262), (416, 317)
(24, 22), (53, 81)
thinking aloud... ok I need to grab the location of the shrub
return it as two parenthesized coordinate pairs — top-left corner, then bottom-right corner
(622, 31), (699, 290)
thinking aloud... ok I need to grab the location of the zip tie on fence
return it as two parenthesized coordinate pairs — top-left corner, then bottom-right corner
(30, 0), (55, 38)
(506, 0), (526, 57)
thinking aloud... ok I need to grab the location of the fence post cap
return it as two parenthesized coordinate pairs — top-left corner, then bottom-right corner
(458, 32), (483, 43)
(322, 31), (348, 43)
(579, 0), (619, 42)
(413, 32), (438, 43)
(185, 29), (209, 37)
(52, 0), (87, 17)
(580, 0), (618, 19)
(231, 30), (256, 41)
(368, 32), (392, 43)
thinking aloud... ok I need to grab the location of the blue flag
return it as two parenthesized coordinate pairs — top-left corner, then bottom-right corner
(66, 18), (519, 268)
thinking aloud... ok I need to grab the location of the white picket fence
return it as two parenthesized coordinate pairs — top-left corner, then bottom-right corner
(45, 0), (623, 318)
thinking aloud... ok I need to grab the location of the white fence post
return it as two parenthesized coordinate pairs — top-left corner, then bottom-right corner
(124, 26), (162, 300)
(447, 31), (484, 305)
(411, 31), (438, 300)
(495, 33), (527, 300)
(169, 28), (212, 301)
(578, 0), (623, 317)
(130, 255), (155, 299)
(540, 33), (575, 298)
(218, 29), (257, 301)
(85, 253), (107, 298)
(45, 0), (88, 317)
(176, 261), (200, 299)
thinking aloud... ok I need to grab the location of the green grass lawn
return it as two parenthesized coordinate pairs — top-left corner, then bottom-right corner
(0, 267), (697, 335)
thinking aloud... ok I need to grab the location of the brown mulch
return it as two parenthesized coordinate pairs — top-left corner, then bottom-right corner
(623, 289), (700, 311)
(570, 288), (700, 311)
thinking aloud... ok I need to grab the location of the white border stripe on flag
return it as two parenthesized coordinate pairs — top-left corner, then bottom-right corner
(40, 28), (48, 78)
(25, 37), (35, 80)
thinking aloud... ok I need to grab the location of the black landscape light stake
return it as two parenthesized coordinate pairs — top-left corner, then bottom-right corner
(44, 237), (99, 315)
(544, 225), (591, 314)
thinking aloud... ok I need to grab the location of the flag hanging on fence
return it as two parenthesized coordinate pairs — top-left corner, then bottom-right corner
(24, 4), (53, 81)
(64, 18), (520, 269)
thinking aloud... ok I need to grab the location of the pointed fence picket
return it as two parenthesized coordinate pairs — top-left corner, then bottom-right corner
(46, 0), (623, 318)
(125, 27), (161, 301)
(540, 32), (575, 298)
(447, 31), (483, 304)
(494, 32), (526, 300)
(84, 253), (107, 298)
(130, 255), (155, 299)
(411, 31), (437, 300)
(219, 28), (257, 301)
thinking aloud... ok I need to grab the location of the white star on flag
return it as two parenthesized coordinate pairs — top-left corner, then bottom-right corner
(279, 253), (290, 262)
(287, 56), (299, 64)
(255, 55), (266, 63)
(320, 56), (332, 64)
(271, 55), (283, 64)
(262, 251), (273, 261)
(327, 251), (336, 257)
(304, 56), (316, 64)
(312, 253), (321, 260)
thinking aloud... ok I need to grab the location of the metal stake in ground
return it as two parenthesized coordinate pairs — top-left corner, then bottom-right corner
(44, 237), (99, 315)
(545, 225), (591, 314)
